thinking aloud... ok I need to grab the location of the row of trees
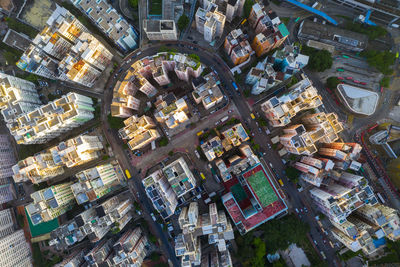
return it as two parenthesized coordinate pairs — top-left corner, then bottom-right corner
(360, 50), (395, 75)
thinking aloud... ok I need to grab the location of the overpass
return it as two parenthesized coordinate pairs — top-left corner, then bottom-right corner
(283, 0), (338, 25)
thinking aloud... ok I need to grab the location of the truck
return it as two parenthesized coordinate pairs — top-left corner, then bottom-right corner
(220, 116), (229, 123)
(231, 81), (239, 91)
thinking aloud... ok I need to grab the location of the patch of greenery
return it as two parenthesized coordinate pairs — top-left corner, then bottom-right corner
(361, 50), (395, 75)
(128, 0), (138, 9)
(18, 144), (45, 159)
(188, 53), (200, 61)
(257, 117), (268, 127)
(177, 14), (189, 31)
(344, 21), (387, 40)
(287, 76), (299, 88)
(243, 0), (255, 18)
(380, 76), (390, 88)
(281, 17), (290, 25)
(0, 42), (23, 65)
(302, 45), (332, 72)
(107, 114), (125, 129)
(149, 0), (162, 15)
(243, 89), (251, 98)
(159, 46), (178, 53)
(17, 214), (24, 228)
(338, 249), (362, 261)
(158, 137), (169, 147)
(5, 17), (39, 39)
(236, 214), (310, 266)
(326, 76), (340, 90)
(201, 67), (211, 76)
(32, 243), (62, 267)
(286, 166), (300, 184)
(47, 94), (58, 102)
(168, 150), (174, 156)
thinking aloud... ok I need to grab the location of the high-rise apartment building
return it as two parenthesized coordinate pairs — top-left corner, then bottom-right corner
(154, 93), (189, 129)
(110, 227), (149, 266)
(309, 173), (377, 224)
(143, 20), (178, 41)
(17, 5), (113, 87)
(246, 46), (309, 95)
(0, 209), (15, 238)
(71, 161), (124, 205)
(26, 182), (75, 225)
(8, 93), (94, 144)
(279, 112), (343, 155)
(84, 238), (114, 266)
(50, 191), (133, 250)
(0, 135), (16, 180)
(70, 0), (138, 51)
(224, 29), (253, 65)
(331, 203), (400, 256)
(175, 202), (234, 267)
(196, 4), (226, 42)
(248, 4), (289, 57)
(0, 229), (32, 267)
(12, 134), (103, 184)
(261, 78), (322, 127)
(0, 73), (41, 123)
(294, 156), (335, 187)
(143, 157), (196, 219)
(119, 115), (160, 150)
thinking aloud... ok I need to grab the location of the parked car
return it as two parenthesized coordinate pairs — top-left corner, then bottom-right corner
(194, 150), (200, 159)
(150, 213), (156, 221)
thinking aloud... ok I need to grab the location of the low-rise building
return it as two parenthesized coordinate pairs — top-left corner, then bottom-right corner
(261, 77), (322, 127)
(8, 93), (94, 144)
(298, 19), (368, 52)
(224, 29), (252, 65)
(2, 29), (31, 52)
(143, 19), (178, 40)
(175, 202), (234, 267)
(192, 73), (224, 110)
(12, 134), (103, 184)
(26, 182), (75, 225)
(154, 93), (189, 129)
(221, 149), (288, 234)
(195, 4), (226, 42)
(143, 157), (196, 219)
(71, 161), (124, 205)
(118, 115), (161, 150)
(17, 5), (113, 87)
(246, 45), (308, 95)
(279, 112), (343, 156)
(71, 0), (138, 51)
(49, 191), (133, 250)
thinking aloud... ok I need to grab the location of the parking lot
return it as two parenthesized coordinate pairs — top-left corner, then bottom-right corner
(320, 55), (383, 92)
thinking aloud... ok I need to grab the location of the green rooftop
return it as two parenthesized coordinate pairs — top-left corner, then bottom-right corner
(278, 23), (289, 38)
(25, 208), (59, 237)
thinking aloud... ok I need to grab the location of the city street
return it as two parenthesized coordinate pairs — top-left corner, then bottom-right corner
(100, 41), (342, 266)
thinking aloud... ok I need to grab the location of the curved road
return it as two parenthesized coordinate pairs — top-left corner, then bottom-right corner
(101, 41), (339, 266)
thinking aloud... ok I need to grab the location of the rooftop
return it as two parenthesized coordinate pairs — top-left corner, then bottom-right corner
(337, 84), (379, 116)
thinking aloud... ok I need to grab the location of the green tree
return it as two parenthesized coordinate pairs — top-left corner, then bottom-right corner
(361, 50), (395, 75)
(107, 114), (125, 129)
(287, 76), (299, 88)
(177, 14), (189, 31)
(188, 54), (200, 61)
(243, 0), (255, 18)
(128, 0), (138, 9)
(158, 137), (169, 147)
(326, 77), (340, 90)
(302, 46), (332, 72)
(243, 89), (251, 98)
(251, 237), (266, 267)
(285, 166), (300, 184)
(345, 21), (387, 40)
(380, 76), (390, 88)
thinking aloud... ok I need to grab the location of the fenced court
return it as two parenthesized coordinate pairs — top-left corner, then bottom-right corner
(244, 165), (278, 208)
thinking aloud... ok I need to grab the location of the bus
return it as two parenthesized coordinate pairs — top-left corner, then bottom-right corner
(342, 55), (350, 59)
(278, 179), (284, 186)
(336, 68), (345, 72)
(295, 17), (301, 22)
(125, 169), (131, 179)
(377, 193), (386, 203)
(231, 81), (239, 91)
